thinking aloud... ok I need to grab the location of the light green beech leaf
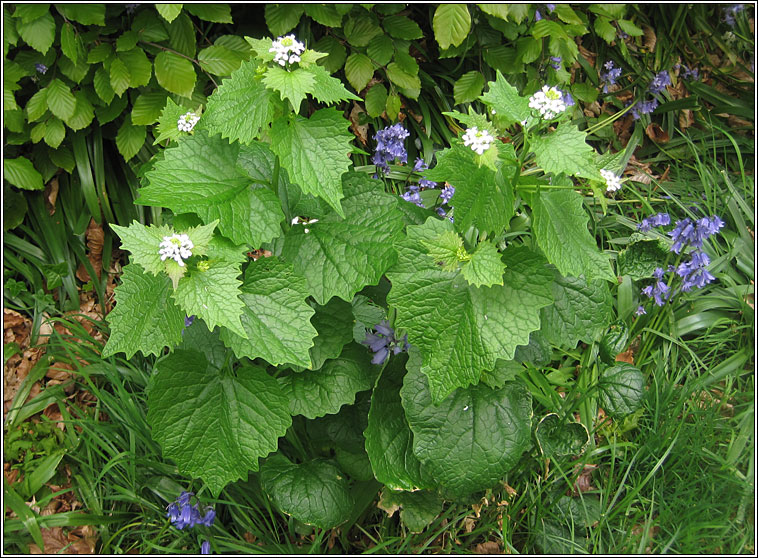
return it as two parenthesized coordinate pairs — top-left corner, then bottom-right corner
(423, 144), (516, 237)
(270, 108), (354, 217)
(279, 343), (374, 419)
(460, 240), (506, 288)
(220, 257), (317, 367)
(454, 70), (485, 105)
(139, 133), (284, 247)
(433, 4), (471, 49)
(102, 264), (184, 358)
(46, 79), (76, 120)
(401, 351), (533, 497)
(148, 351), (291, 496)
(4, 156), (44, 190)
(365, 353), (435, 491)
(260, 454), (354, 529)
(197, 45), (243, 76)
(387, 217), (554, 402)
(156, 4), (183, 23)
(264, 4), (303, 36)
(17, 12), (55, 54)
(201, 60), (276, 144)
(344, 52), (374, 93)
(532, 190), (615, 281)
(280, 172), (404, 305)
(154, 50), (196, 98)
(540, 273), (613, 347)
(172, 236), (246, 337)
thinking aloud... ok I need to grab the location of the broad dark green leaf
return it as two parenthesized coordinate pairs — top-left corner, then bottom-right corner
(598, 363), (645, 417)
(261, 454), (354, 529)
(401, 353), (533, 497)
(535, 414), (590, 458)
(148, 351), (291, 495)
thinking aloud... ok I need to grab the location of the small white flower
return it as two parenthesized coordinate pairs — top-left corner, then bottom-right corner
(159, 234), (194, 267)
(462, 127), (494, 155)
(177, 111), (200, 132)
(291, 216), (318, 233)
(491, 108), (497, 115)
(528, 85), (567, 120)
(269, 34), (305, 68)
(600, 169), (623, 193)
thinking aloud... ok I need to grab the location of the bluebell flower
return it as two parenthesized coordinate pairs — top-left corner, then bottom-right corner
(167, 491), (214, 531)
(723, 4), (744, 26)
(35, 63), (48, 74)
(634, 305), (647, 316)
(546, 4), (556, 13)
(676, 250), (716, 291)
(201, 540), (211, 555)
(402, 189), (424, 208)
(535, 10), (542, 21)
(641, 268), (671, 306)
(440, 185), (455, 204)
(600, 60), (622, 92)
(617, 30), (629, 40)
(413, 157), (427, 172)
(412, 157), (438, 190)
(362, 320), (409, 365)
(638, 212), (671, 232)
(185, 315), (195, 328)
(669, 216), (724, 253)
(550, 56), (562, 70)
(373, 123), (410, 176)
(629, 98), (659, 120)
(648, 71), (671, 94)
(680, 64), (700, 81)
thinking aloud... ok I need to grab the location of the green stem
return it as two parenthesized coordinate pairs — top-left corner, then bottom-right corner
(273, 154), (291, 232)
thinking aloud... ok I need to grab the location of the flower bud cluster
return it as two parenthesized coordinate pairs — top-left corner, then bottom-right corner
(528, 85), (567, 119)
(159, 234), (194, 266)
(177, 112), (200, 132)
(462, 127), (494, 155)
(600, 169), (623, 193)
(269, 34), (305, 67)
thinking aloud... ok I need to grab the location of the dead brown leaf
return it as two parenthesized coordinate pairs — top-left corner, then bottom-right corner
(642, 25), (656, 51)
(612, 114), (634, 147)
(349, 102), (369, 146)
(645, 122), (670, 143)
(615, 347), (635, 364)
(45, 177), (59, 215)
(463, 516), (476, 533)
(29, 524), (97, 554)
(75, 219), (105, 283)
(475, 541), (502, 554)
(578, 44), (596, 69)
(572, 464), (598, 496)
(376, 490), (400, 518)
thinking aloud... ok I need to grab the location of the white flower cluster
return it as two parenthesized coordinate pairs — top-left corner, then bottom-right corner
(159, 234), (194, 266)
(177, 111), (200, 132)
(291, 216), (319, 233)
(600, 169), (623, 193)
(462, 127), (494, 155)
(270, 34), (305, 67)
(528, 85), (567, 119)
